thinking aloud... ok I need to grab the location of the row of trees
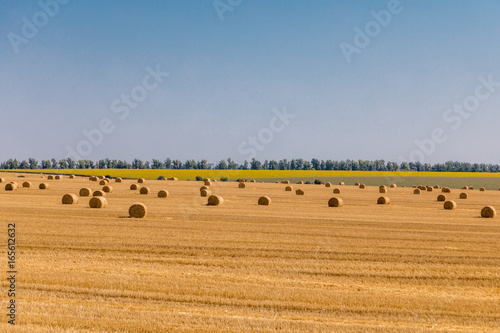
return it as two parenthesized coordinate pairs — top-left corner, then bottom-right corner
(0, 158), (499, 173)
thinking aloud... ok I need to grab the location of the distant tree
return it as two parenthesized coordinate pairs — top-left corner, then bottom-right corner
(28, 158), (38, 169)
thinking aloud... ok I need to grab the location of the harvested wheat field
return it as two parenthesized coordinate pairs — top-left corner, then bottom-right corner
(0, 171), (499, 332)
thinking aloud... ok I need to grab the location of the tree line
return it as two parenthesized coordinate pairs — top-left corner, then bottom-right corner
(0, 158), (499, 173)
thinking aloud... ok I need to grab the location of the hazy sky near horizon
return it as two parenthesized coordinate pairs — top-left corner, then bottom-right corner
(1, 0), (500, 164)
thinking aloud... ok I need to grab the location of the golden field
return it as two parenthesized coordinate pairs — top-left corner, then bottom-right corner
(1, 172), (499, 332)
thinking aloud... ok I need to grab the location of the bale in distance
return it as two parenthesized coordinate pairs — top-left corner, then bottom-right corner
(93, 190), (106, 197)
(158, 190), (169, 198)
(207, 195), (224, 206)
(99, 180), (107, 186)
(238, 183), (246, 188)
(39, 183), (49, 190)
(339, 182), (345, 185)
(481, 206), (496, 218)
(0, 178), (5, 183)
(379, 188), (387, 194)
(47, 175), (54, 180)
(379, 185), (387, 190)
(22, 181), (32, 188)
(426, 186), (433, 192)
(62, 193), (78, 205)
(5, 183), (18, 191)
(282, 180), (290, 184)
(200, 189), (211, 197)
(158, 176), (166, 180)
(258, 196), (271, 206)
(333, 188), (341, 194)
(204, 180), (212, 186)
(89, 197), (107, 208)
(238, 178), (245, 183)
(480, 187), (486, 192)
(200, 185), (208, 191)
(275, 181), (280, 183)
(359, 184), (366, 189)
(79, 188), (91, 197)
(137, 178), (145, 183)
(377, 196), (390, 205)
(139, 187), (150, 195)
(130, 184), (138, 190)
(55, 175), (62, 180)
(325, 182), (332, 187)
(437, 194), (446, 202)
(69, 175), (75, 179)
(115, 177), (122, 183)
(354, 182), (360, 186)
(462, 186), (469, 190)
(89, 176), (98, 181)
(250, 179), (256, 183)
(167, 177), (178, 181)
(328, 197), (343, 207)
(442, 187), (451, 193)
(102, 185), (113, 193)
(414, 189), (421, 194)
(459, 192), (468, 199)
(297, 181), (304, 184)
(390, 184), (397, 188)
(469, 186), (475, 190)
(98, 176), (105, 180)
(285, 185), (293, 192)
(129, 203), (147, 218)
(444, 200), (457, 210)
(295, 189), (305, 195)
(433, 185), (440, 189)
(418, 186), (426, 191)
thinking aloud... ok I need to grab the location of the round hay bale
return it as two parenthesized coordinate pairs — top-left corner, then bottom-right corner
(325, 182), (332, 187)
(442, 187), (451, 193)
(444, 200), (457, 210)
(339, 182), (345, 185)
(297, 181), (304, 184)
(47, 175), (54, 180)
(158, 176), (166, 180)
(93, 190), (106, 197)
(390, 184), (397, 188)
(130, 184), (138, 190)
(69, 175), (75, 179)
(359, 184), (366, 189)
(462, 186), (469, 190)
(285, 185), (293, 192)
(0, 178), (5, 183)
(55, 175), (62, 180)
(89, 176), (98, 181)
(207, 195), (224, 206)
(480, 187), (486, 192)
(238, 178), (245, 183)
(418, 186), (426, 191)
(426, 186), (433, 192)
(355, 182), (360, 186)
(481, 206), (496, 218)
(333, 188), (341, 194)
(295, 189), (305, 195)
(275, 181), (280, 183)
(379, 188), (387, 194)
(102, 185), (113, 193)
(328, 197), (343, 207)
(114, 177), (121, 183)
(204, 180), (212, 186)
(98, 176), (105, 180)
(5, 183), (18, 191)
(158, 190), (169, 198)
(258, 196), (271, 205)
(39, 183), (49, 190)
(459, 192), (468, 199)
(200, 189), (211, 197)
(412, 185), (417, 188)
(79, 188), (91, 197)
(129, 203), (147, 218)
(437, 194), (446, 202)
(469, 186), (475, 190)
(402, 186), (406, 188)
(414, 189), (421, 194)
(434, 185), (440, 189)
(238, 183), (246, 188)
(200, 185), (209, 191)
(137, 178), (145, 183)
(89, 197), (107, 208)
(377, 196), (390, 205)
(250, 179), (256, 183)
(22, 181), (32, 188)
(99, 180), (107, 186)
(379, 185), (387, 190)
(62, 193), (78, 204)
(167, 177), (178, 181)
(282, 180), (290, 184)
(139, 187), (150, 195)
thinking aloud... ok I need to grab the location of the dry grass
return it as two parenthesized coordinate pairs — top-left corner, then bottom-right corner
(0, 172), (499, 332)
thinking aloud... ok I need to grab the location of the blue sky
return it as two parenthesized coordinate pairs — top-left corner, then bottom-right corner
(1, 0), (500, 164)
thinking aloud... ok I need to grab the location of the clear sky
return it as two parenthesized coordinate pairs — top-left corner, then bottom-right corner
(1, 0), (500, 164)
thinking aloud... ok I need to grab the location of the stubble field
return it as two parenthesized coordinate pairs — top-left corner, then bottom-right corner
(0, 172), (499, 332)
